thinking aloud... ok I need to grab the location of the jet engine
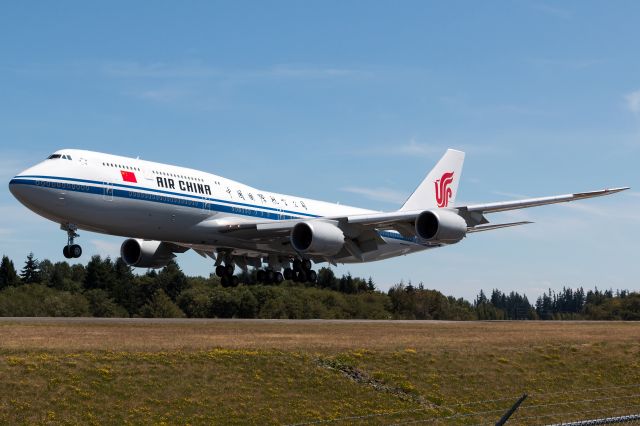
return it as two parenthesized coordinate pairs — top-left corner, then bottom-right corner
(290, 221), (345, 256)
(120, 239), (177, 268)
(415, 210), (467, 244)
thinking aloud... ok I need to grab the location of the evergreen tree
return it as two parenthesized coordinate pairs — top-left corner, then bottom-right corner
(38, 259), (54, 286)
(84, 256), (117, 291)
(339, 273), (357, 294)
(20, 252), (40, 284)
(156, 261), (188, 301)
(317, 267), (337, 290)
(0, 255), (20, 289)
(366, 277), (375, 292)
(139, 289), (185, 318)
(111, 257), (138, 313)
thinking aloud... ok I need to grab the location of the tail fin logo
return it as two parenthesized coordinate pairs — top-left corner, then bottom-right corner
(434, 171), (454, 208)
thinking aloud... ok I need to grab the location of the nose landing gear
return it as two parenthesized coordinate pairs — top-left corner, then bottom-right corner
(62, 224), (82, 259)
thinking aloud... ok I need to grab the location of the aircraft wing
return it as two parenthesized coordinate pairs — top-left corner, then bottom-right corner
(457, 187), (629, 227)
(463, 187), (629, 214)
(208, 187), (629, 239)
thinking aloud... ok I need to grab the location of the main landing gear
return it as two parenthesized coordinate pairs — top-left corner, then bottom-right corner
(62, 225), (82, 259)
(213, 254), (317, 287)
(255, 258), (317, 284)
(291, 258), (317, 284)
(256, 269), (284, 285)
(215, 262), (239, 288)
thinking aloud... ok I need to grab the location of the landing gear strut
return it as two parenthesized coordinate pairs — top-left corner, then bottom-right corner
(62, 225), (82, 259)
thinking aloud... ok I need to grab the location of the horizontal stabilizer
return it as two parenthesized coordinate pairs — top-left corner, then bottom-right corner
(467, 221), (533, 233)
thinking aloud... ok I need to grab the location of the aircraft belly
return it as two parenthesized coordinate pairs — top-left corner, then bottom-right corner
(339, 237), (430, 264)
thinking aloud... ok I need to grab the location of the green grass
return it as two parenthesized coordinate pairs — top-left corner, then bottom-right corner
(1, 320), (639, 425)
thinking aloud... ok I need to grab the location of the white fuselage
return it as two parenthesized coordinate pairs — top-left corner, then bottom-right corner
(9, 149), (427, 264)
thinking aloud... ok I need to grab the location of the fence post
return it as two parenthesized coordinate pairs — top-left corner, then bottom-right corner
(496, 393), (528, 426)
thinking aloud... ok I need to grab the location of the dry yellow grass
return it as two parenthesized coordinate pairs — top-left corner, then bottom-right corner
(1, 318), (636, 352)
(1, 319), (639, 425)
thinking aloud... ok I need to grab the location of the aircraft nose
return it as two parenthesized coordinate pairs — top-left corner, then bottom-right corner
(8, 176), (28, 203)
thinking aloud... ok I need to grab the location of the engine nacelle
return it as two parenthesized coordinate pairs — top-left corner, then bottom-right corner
(120, 239), (176, 268)
(415, 210), (467, 244)
(290, 221), (345, 256)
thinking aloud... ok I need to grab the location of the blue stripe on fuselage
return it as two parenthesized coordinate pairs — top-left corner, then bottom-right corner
(14, 174), (318, 218)
(9, 175), (418, 243)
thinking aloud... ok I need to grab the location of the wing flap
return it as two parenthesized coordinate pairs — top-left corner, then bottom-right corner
(467, 221), (533, 233)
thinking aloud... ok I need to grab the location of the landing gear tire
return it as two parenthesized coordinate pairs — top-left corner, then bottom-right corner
(283, 268), (293, 281)
(293, 259), (302, 272)
(307, 269), (317, 283)
(302, 259), (312, 271)
(224, 264), (235, 277)
(297, 270), (307, 283)
(70, 244), (82, 258)
(63, 244), (82, 259)
(266, 270), (275, 284)
(274, 272), (284, 284)
(221, 275), (238, 287)
(215, 265), (225, 277)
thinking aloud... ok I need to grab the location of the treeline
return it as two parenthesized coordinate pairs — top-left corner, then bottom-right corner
(0, 253), (638, 320)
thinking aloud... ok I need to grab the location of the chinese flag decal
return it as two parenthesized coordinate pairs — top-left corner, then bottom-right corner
(120, 170), (137, 183)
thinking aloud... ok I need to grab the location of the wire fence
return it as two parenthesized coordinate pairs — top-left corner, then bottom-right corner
(285, 384), (640, 426)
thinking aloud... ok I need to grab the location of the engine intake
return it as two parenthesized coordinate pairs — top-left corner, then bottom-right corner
(415, 210), (467, 244)
(120, 239), (176, 268)
(290, 221), (345, 256)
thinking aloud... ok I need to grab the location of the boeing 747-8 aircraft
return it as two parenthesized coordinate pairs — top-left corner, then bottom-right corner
(8, 149), (628, 286)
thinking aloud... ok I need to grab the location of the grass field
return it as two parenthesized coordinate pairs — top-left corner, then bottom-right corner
(1, 319), (639, 425)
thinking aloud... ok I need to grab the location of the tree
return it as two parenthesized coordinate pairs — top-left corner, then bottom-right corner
(38, 259), (54, 286)
(139, 289), (185, 318)
(317, 267), (337, 290)
(0, 255), (20, 289)
(155, 261), (188, 301)
(84, 256), (116, 291)
(84, 289), (128, 317)
(20, 252), (40, 284)
(111, 258), (137, 313)
(367, 277), (376, 292)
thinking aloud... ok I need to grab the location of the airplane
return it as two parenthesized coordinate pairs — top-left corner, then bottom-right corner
(8, 148), (628, 286)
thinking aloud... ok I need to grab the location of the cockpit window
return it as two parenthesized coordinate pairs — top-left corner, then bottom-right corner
(66, 155), (72, 160)
(48, 154), (62, 159)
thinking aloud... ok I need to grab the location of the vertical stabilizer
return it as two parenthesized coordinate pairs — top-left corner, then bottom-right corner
(400, 149), (465, 211)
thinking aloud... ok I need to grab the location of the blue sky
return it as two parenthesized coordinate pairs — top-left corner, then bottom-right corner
(1, 1), (638, 300)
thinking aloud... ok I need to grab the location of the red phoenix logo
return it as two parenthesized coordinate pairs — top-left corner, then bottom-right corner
(434, 171), (454, 208)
